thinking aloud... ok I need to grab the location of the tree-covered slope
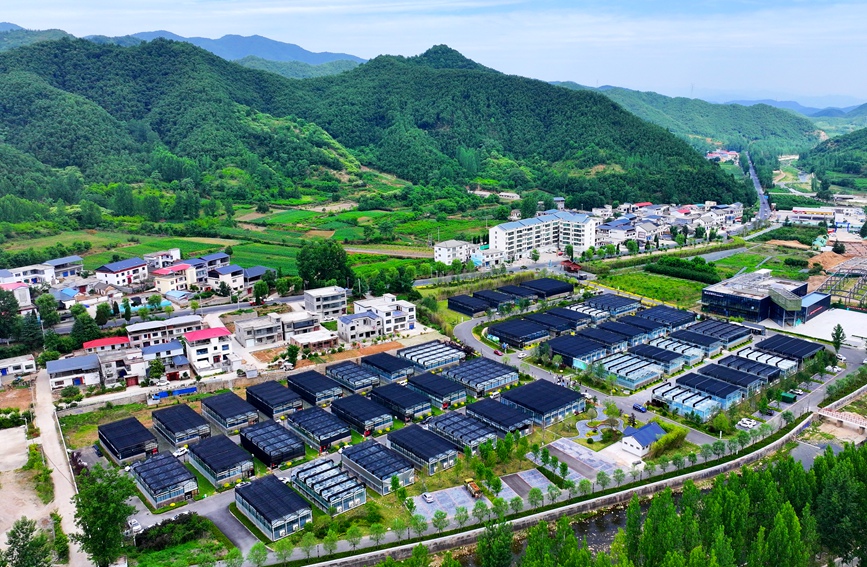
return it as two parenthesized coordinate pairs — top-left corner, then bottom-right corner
(0, 27), (73, 51)
(799, 127), (867, 181)
(554, 81), (822, 155)
(235, 56), (359, 79)
(0, 39), (753, 207)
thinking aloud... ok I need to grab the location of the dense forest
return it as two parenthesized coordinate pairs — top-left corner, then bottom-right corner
(554, 82), (822, 156)
(0, 39), (755, 211)
(799, 127), (867, 186)
(235, 56), (359, 79)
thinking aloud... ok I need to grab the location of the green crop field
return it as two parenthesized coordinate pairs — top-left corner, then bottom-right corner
(599, 271), (705, 306)
(229, 243), (299, 274)
(81, 238), (231, 269)
(259, 209), (321, 225)
(396, 218), (484, 240)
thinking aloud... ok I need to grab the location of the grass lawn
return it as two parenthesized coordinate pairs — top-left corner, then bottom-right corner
(59, 401), (155, 448)
(261, 209), (322, 226)
(185, 463), (217, 498)
(599, 271), (705, 307)
(6, 230), (130, 252)
(127, 534), (228, 567)
(712, 246), (814, 281)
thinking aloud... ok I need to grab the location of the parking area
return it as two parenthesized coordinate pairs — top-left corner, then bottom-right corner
(0, 428), (28, 472)
(411, 485), (491, 520)
(546, 438), (618, 479)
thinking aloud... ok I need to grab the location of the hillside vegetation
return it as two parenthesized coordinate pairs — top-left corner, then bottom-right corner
(554, 81), (822, 156)
(799, 127), (867, 190)
(235, 56), (358, 78)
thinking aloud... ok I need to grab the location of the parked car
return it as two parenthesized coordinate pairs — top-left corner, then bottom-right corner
(127, 519), (142, 534)
(760, 408), (774, 417)
(172, 447), (188, 458)
(493, 350), (504, 356)
(792, 389), (805, 396)
(517, 352), (527, 359)
(92, 444), (103, 458)
(632, 403), (648, 413)
(422, 493), (434, 504)
(837, 354), (847, 362)
(236, 481), (251, 489)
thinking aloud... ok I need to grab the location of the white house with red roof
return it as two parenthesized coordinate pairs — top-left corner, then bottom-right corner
(183, 327), (241, 376)
(83, 336), (130, 354)
(0, 282), (34, 314)
(152, 263), (192, 294)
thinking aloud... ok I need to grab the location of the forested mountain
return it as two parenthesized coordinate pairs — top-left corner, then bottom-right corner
(799, 127), (867, 184)
(129, 31), (365, 64)
(0, 27), (73, 51)
(554, 81), (822, 155)
(235, 56), (359, 79)
(0, 39), (753, 209)
(725, 98), (826, 116)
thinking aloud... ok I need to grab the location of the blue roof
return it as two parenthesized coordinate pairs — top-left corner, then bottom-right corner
(801, 292), (829, 308)
(200, 252), (229, 262)
(184, 258), (206, 267)
(165, 290), (192, 299)
(496, 211), (590, 232)
(44, 255), (83, 267)
(59, 288), (78, 298)
(212, 264), (243, 275)
(47, 354), (100, 374)
(624, 422), (666, 447)
(339, 312), (376, 324)
(0, 269), (12, 278)
(142, 340), (183, 356)
(96, 258), (146, 273)
(243, 266), (272, 278)
(172, 355), (190, 366)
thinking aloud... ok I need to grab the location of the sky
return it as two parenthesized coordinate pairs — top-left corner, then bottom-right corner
(6, 0), (867, 107)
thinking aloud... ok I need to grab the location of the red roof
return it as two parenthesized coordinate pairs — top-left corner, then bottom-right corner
(83, 336), (130, 350)
(0, 282), (28, 291)
(634, 202), (652, 207)
(152, 264), (190, 276)
(184, 327), (232, 342)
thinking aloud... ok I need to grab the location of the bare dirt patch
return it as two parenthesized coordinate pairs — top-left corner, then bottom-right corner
(307, 230), (336, 238)
(291, 342), (404, 369)
(765, 239), (811, 250)
(300, 201), (357, 213)
(0, 386), (35, 411)
(810, 251), (854, 271)
(0, 470), (55, 538)
(176, 237), (240, 246)
(252, 346), (287, 364)
(237, 212), (267, 222)
(238, 222), (266, 232)
(807, 275), (828, 293)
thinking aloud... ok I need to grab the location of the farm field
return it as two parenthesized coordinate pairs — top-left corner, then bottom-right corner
(599, 271), (705, 306)
(6, 230), (130, 252)
(711, 246), (814, 281)
(81, 238), (233, 270)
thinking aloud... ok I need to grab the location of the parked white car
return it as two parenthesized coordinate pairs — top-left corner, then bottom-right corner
(172, 447), (188, 458)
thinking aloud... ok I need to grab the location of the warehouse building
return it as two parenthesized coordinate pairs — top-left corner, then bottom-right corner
(291, 459), (366, 514)
(466, 398), (534, 437)
(523, 312), (573, 335)
(567, 304), (610, 323)
(473, 289), (516, 309)
(634, 305), (696, 331)
(696, 364), (765, 394)
(245, 381), (303, 420)
(617, 316), (668, 340)
(500, 380), (585, 426)
(717, 355), (781, 382)
(152, 404), (211, 447)
(98, 417), (158, 465)
(285, 407), (351, 452)
(651, 383), (721, 422)
(544, 307), (592, 330)
(129, 452), (198, 508)
(325, 361), (379, 394)
(239, 420), (306, 468)
(406, 372), (467, 409)
(447, 294), (490, 317)
(597, 353), (664, 390)
(440, 357), (518, 397)
(669, 330), (723, 357)
(360, 353), (416, 384)
(597, 321), (654, 347)
(396, 341), (467, 370)
(235, 475), (312, 541)
(188, 435), (254, 487)
(388, 425), (458, 475)
(584, 293), (641, 316)
(497, 285), (538, 300)
(628, 344), (686, 374)
(648, 337), (705, 365)
(369, 383), (432, 421)
(330, 395), (393, 436)
(519, 278), (574, 299)
(735, 346), (798, 375)
(287, 370), (344, 407)
(487, 319), (550, 348)
(675, 373), (743, 409)
(341, 440), (415, 495)
(755, 334), (824, 365)
(428, 412), (498, 454)
(201, 392), (259, 433)
(687, 320), (752, 349)
(576, 328), (628, 353)
(547, 335), (608, 369)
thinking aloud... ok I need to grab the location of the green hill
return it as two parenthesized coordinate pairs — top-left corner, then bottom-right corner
(235, 55), (359, 78)
(553, 81), (822, 156)
(0, 39), (753, 209)
(0, 27), (73, 51)
(799, 127), (867, 189)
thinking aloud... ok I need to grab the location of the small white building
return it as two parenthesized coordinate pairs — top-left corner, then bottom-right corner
(337, 312), (382, 343)
(7, 264), (54, 285)
(0, 354), (36, 384)
(152, 264), (192, 294)
(95, 258), (148, 287)
(353, 294), (416, 336)
(127, 315), (203, 348)
(471, 248), (505, 269)
(620, 422), (666, 457)
(44, 256), (84, 279)
(268, 311), (321, 341)
(0, 282), (34, 314)
(207, 265), (245, 294)
(47, 355), (101, 389)
(304, 286), (347, 319)
(184, 327), (239, 377)
(143, 248), (182, 270)
(433, 240), (475, 265)
(234, 317), (283, 348)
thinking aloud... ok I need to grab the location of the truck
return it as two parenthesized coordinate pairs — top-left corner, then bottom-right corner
(465, 478), (482, 498)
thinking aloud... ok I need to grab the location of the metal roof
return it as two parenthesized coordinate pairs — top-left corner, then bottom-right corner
(236, 475), (310, 523)
(287, 371), (343, 397)
(407, 372), (465, 398)
(331, 395), (392, 423)
(96, 257), (146, 273)
(501, 380), (582, 415)
(370, 383), (430, 410)
(131, 453), (194, 493)
(189, 435), (252, 472)
(126, 315), (202, 334)
(361, 353), (415, 374)
(325, 361), (380, 389)
(44, 255), (83, 267)
(201, 392), (258, 421)
(342, 440), (413, 480)
(286, 407), (349, 440)
(142, 340), (184, 356)
(98, 417), (156, 451)
(47, 354), (100, 374)
(152, 404), (209, 435)
(246, 381), (301, 409)
(388, 425), (458, 462)
(240, 420), (305, 458)
(466, 398), (534, 429)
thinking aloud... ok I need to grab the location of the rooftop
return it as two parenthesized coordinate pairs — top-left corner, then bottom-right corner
(47, 354), (100, 374)
(44, 255), (83, 267)
(388, 424), (458, 461)
(96, 257), (147, 273)
(189, 435), (252, 472)
(83, 336), (130, 349)
(623, 422), (666, 447)
(342, 440), (413, 480)
(184, 327), (232, 342)
(126, 315), (202, 334)
(141, 340), (184, 356)
(235, 475), (310, 523)
(501, 380), (582, 414)
(98, 417), (155, 451)
(130, 453), (195, 493)
(151, 404), (209, 434)
(201, 392), (258, 420)
(304, 286), (345, 297)
(435, 240), (472, 248)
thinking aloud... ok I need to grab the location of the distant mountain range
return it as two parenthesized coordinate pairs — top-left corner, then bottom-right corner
(726, 98), (866, 118)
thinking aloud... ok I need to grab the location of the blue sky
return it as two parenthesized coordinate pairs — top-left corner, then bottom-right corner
(8, 0), (866, 106)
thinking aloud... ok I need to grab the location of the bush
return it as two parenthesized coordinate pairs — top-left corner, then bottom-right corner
(135, 513), (211, 552)
(645, 256), (721, 284)
(783, 257), (809, 268)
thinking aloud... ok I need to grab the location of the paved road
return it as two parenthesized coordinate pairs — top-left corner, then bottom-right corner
(746, 152), (772, 221)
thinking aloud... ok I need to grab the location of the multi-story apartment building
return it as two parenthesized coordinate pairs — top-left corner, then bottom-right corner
(489, 211), (596, 261)
(208, 265), (245, 293)
(199, 252), (230, 270)
(47, 355), (102, 389)
(304, 286), (347, 319)
(268, 311), (321, 341)
(337, 312), (382, 343)
(184, 327), (239, 376)
(0, 283), (34, 314)
(143, 248), (182, 270)
(353, 294), (416, 335)
(182, 258), (208, 287)
(127, 315), (203, 348)
(7, 263), (55, 285)
(152, 264), (191, 294)
(44, 256), (84, 279)
(234, 317), (283, 348)
(433, 240), (475, 265)
(95, 258), (148, 287)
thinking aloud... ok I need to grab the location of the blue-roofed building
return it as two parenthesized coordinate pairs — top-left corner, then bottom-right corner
(141, 340), (190, 380)
(44, 255), (84, 278)
(621, 422), (666, 457)
(243, 266), (275, 293)
(47, 354), (101, 389)
(208, 264), (244, 294)
(95, 257), (147, 287)
(199, 252), (230, 269)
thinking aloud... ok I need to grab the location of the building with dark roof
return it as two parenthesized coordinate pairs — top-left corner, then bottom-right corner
(428, 412), (498, 454)
(360, 353), (416, 384)
(755, 334), (824, 363)
(388, 425), (458, 475)
(440, 358), (518, 397)
(330, 395), (393, 436)
(245, 381), (303, 420)
(406, 372), (467, 409)
(597, 321), (653, 347)
(544, 308), (592, 330)
(466, 398), (534, 437)
(687, 320), (752, 349)
(697, 364), (765, 394)
(669, 330), (723, 356)
(286, 370), (344, 407)
(675, 373), (743, 409)
(129, 453), (198, 508)
(152, 404), (211, 447)
(576, 328), (628, 353)
(239, 420), (306, 468)
(98, 417), (158, 465)
(473, 289), (515, 309)
(518, 278), (574, 299)
(584, 293), (641, 316)
(523, 312), (573, 335)
(717, 355), (781, 381)
(291, 458), (366, 514)
(497, 285), (538, 300)
(341, 440), (415, 495)
(621, 422), (666, 457)
(188, 435), (254, 487)
(628, 344), (686, 374)
(235, 475), (312, 540)
(487, 319), (550, 348)
(447, 294), (490, 317)
(500, 380), (585, 425)
(635, 305), (697, 330)
(547, 335), (608, 368)
(369, 383), (432, 421)
(325, 361), (379, 394)
(201, 392), (259, 433)
(285, 407), (351, 451)
(616, 315), (668, 340)
(397, 341), (467, 370)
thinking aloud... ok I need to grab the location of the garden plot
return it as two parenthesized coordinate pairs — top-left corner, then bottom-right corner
(410, 485), (491, 520)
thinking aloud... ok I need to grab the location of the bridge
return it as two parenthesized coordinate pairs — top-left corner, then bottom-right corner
(817, 408), (867, 432)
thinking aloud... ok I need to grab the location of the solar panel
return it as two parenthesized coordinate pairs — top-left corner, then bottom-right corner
(618, 315), (667, 332)
(287, 371), (343, 398)
(676, 373), (740, 399)
(428, 412), (498, 448)
(201, 392), (258, 421)
(236, 475), (310, 523)
(518, 278), (574, 298)
(501, 380), (582, 415)
(717, 355), (781, 380)
(498, 285), (538, 299)
(98, 417), (156, 452)
(546, 307), (592, 324)
(369, 383), (430, 411)
(670, 330), (723, 348)
(474, 289), (515, 306)
(547, 335), (607, 359)
(688, 320), (751, 342)
(585, 293), (640, 312)
(756, 335), (823, 361)
(407, 372), (466, 398)
(286, 407), (350, 440)
(342, 440), (413, 480)
(246, 381), (302, 410)
(576, 327), (628, 347)
(628, 344), (683, 363)
(487, 319), (550, 343)
(189, 435), (251, 473)
(440, 358), (517, 390)
(523, 312), (573, 333)
(152, 404), (208, 435)
(361, 353), (416, 374)
(325, 361), (380, 390)
(397, 341), (466, 369)
(697, 364), (763, 388)
(598, 321), (648, 339)
(448, 295), (490, 315)
(388, 425), (458, 461)
(240, 421), (305, 459)
(131, 453), (194, 493)
(636, 305), (696, 327)
(466, 398), (534, 430)
(331, 395), (392, 423)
